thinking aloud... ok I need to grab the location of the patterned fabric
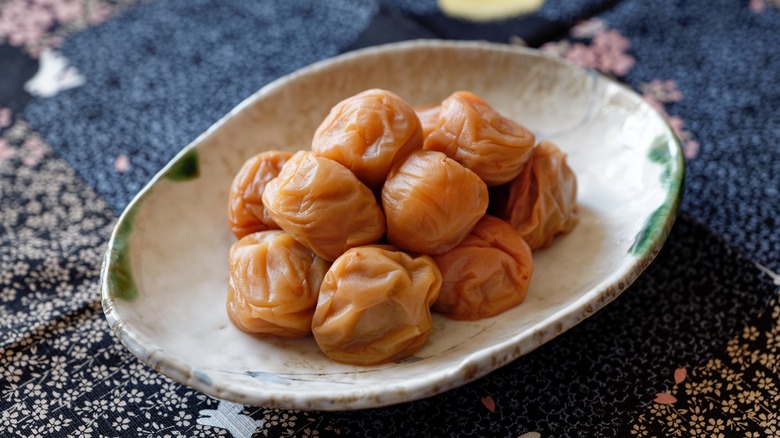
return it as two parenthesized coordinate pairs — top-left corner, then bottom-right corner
(632, 290), (780, 437)
(596, 0), (780, 273)
(22, 0), (378, 213)
(1, 0), (779, 437)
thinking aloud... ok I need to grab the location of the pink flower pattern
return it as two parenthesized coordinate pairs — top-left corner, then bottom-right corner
(750, 0), (767, 13)
(21, 138), (46, 167)
(0, 118), (49, 168)
(592, 29), (631, 53)
(0, 0), (140, 57)
(481, 395), (496, 413)
(674, 368), (688, 385)
(641, 80), (700, 159)
(0, 0), (52, 48)
(750, 0), (780, 12)
(540, 23), (699, 159)
(654, 393), (677, 405)
(640, 79), (684, 103)
(0, 108), (12, 128)
(0, 138), (14, 165)
(564, 43), (598, 69)
(114, 154), (130, 173)
(542, 21), (635, 77)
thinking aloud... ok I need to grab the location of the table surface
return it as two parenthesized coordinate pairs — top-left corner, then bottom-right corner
(1, 0), (778, 436)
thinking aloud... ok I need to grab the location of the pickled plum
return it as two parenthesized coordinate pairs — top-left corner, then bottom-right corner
(224, 88), (579, 364)
(262, 151), (386, 261)
(382, 150), (489, 255)
(311, 246), (442, 365)
(312, 89), (423, 191)
(491, 140), (578, 250)
(227, 151), (292, 239)
(432, 215), (533, 320)
(227, 230), (330, 337)
(414, 104), (440, 140)
(424, 91), (535, 186)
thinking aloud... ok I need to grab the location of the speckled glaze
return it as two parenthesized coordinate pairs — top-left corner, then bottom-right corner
(100, 40), (684, 411)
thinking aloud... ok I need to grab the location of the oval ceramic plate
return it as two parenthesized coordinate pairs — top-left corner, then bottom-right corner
(101, 40), (684, 411)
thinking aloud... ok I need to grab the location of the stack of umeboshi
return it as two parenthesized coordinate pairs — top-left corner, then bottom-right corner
(226, 89), (577, 365)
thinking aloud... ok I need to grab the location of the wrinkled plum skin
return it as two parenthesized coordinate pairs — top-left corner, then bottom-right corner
(312, 246), (442, 365)
(227, 230), (330, 338)
(312, 89), (423, 192)
(415, 104), (440, 140)
(433, 215), (533, 320)
(262, 151), (386, 262)
(491, 140), (578, 250)
(227, 151), (292, 239)
(382, 150), (489, 255)
(424, 91), (535, 186)
(223, 88), (580, 363)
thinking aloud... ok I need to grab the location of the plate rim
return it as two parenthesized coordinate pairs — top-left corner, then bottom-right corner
(100, 38), (685, 410)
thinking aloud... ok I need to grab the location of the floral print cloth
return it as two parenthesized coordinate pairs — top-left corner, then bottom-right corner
(1, 0), (779, 437)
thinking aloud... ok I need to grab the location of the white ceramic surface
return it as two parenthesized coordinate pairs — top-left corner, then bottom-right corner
(100, 40), (684, 411)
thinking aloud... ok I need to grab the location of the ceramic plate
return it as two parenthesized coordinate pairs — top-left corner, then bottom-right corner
(100, 40), (684, 410)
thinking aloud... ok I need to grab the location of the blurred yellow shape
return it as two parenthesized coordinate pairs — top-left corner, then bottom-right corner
(438, 0), (545, 21)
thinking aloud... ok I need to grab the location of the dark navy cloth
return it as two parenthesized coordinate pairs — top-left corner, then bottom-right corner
(24, 0), (378, 213)
(600, 0), (780, 272)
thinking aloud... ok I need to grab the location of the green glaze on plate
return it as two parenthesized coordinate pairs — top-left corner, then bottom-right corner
(107, 206), (139, 302)
(629, 134), (685, 256)
(165, 149), (200, 181)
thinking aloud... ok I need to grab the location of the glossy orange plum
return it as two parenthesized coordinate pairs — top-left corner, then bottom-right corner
(227, 230), (330, 337)
(424, 91), (535, 186)
(312, 246), (442, 365)
(227, 151), (292, 239)
(382, 150), (488, 255)
(432, 215), (533, 320)
(312, 89), (423, 191)
(262, 151), (386, 261)
(491, 140), (578, 250)
(415, 104), (441, 140)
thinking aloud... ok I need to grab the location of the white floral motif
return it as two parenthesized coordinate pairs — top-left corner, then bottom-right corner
(196, 400), (263, 438)
(23, 47), (87, 95)
(0, 139), (251, 436)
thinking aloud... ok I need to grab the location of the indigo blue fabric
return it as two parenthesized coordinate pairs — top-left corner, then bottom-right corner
(599, 0), (780, 272)
(24, 0), (377, 213)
